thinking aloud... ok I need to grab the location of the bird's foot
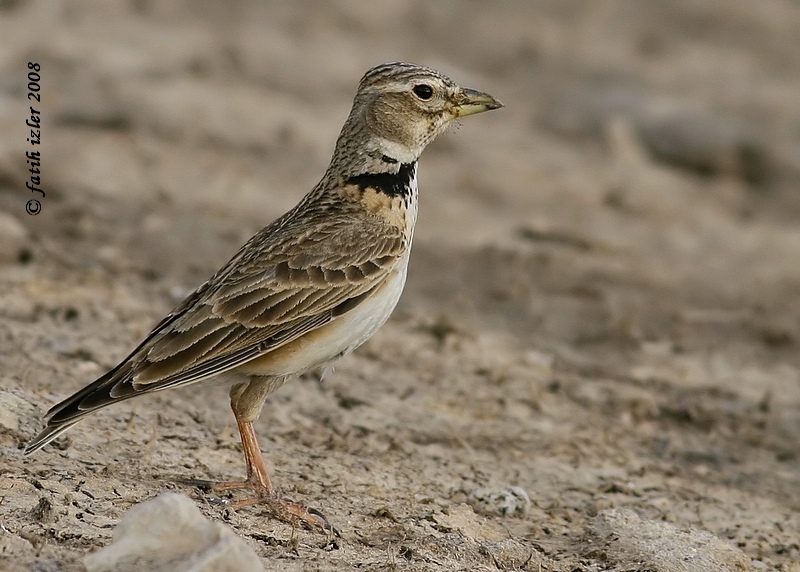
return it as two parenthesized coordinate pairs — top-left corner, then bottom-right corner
(223, 493), (339, 536)
(179, 477), (339, 536)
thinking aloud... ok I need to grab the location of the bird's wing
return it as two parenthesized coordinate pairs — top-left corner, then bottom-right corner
(43, 210), (406, 423)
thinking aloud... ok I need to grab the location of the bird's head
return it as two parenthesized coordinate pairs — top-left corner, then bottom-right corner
(334, 62), (503, 172)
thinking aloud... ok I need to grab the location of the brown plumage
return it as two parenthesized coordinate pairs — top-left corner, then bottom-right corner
(25, 62), (502, 532)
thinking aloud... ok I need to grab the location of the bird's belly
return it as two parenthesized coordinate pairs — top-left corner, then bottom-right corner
(238, 257), (409, 378)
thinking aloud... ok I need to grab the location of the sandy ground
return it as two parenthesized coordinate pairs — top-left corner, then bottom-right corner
(1, 1), (800, 570)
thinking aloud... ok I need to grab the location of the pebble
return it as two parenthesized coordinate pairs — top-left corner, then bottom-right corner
(83, 493), (264, 572)
(467, 485), (531, 517)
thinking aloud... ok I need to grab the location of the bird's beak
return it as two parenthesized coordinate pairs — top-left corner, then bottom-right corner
(452, 87), (504, 117)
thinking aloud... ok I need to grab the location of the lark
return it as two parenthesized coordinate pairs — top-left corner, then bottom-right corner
(25, 62), (502, 533)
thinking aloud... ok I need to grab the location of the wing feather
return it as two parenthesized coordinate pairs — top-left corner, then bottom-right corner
(36, 211), (406, 430)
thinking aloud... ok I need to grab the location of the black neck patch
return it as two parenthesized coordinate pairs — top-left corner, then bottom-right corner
(346, 162), (416, 198)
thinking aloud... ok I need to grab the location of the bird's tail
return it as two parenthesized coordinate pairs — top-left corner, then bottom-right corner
(24, 363), (136, 455)
(24, 417), (86, 455)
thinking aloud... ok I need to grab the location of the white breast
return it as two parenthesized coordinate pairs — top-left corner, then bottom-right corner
(238, 248), (412, 378)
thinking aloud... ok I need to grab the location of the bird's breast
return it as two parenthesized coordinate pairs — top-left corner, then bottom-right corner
(237, 251), (411, 378)
(343, 162), (418, 236)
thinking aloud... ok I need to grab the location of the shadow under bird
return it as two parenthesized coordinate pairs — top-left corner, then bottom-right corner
(25, 62), (503, 533)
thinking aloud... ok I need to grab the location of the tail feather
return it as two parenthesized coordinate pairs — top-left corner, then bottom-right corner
(24, 364), (135, 455)
(23, 417), (86, 455)
(25, 285), (216, 455)
(24, 353), (232, 454)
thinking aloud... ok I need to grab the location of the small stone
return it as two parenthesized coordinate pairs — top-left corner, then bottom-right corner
(83, 493), (264, 572)
(29, 496), (54, 523)
(467, 485), (531, 517)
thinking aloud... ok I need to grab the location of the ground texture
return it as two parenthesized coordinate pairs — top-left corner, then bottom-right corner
(1, 1), (799, 570)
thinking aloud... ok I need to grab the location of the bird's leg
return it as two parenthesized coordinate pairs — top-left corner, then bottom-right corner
(182, 379), (273, 492)
(204, 418), (273, 493)
(222, 415), (337, 534)
(184, 379), (338, 535)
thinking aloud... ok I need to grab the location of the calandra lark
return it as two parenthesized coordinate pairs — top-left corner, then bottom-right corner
(25, 62), (502, 532)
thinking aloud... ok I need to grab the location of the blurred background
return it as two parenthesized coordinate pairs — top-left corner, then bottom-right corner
(1, 1), (799, 570)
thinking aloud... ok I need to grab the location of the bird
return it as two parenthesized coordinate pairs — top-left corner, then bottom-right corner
(24, 62), (503, 533)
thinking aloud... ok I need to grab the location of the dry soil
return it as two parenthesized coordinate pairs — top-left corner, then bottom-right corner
(1, 2), (799, 571)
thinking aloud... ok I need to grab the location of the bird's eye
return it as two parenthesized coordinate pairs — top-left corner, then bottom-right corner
(412, 84), (434, 100)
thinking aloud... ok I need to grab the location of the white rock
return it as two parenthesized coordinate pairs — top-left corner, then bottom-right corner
(84, 493), (264, 572)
